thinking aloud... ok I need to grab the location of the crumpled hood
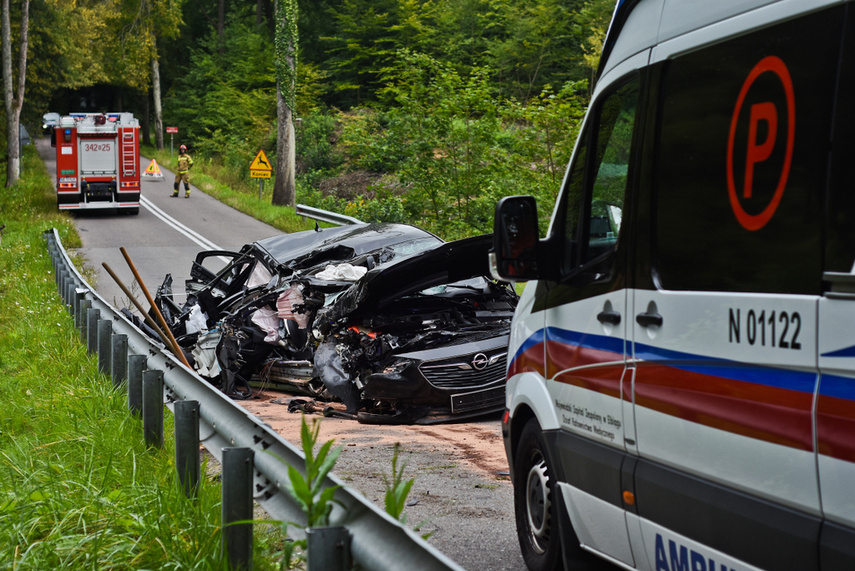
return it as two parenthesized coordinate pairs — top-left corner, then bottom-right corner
(314, 235), (495, 328)
(253, 223), (439, 272)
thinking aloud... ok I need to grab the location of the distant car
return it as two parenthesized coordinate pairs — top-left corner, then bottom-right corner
(42, 112), (60, 134)
(147, 223), (518, 424)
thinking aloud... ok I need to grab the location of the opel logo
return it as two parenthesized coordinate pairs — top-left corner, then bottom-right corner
(471, 353), (489, 371)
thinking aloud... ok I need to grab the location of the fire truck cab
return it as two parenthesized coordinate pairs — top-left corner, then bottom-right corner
(54, 112), (140, 215)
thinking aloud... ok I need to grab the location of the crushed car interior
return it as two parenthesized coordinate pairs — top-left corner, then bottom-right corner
(132, 222), (519, 424)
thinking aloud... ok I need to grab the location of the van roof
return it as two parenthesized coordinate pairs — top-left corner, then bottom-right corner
(596, 0), (836, 85)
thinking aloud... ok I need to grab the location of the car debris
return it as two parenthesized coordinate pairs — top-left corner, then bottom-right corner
(135, 222), (518, 424)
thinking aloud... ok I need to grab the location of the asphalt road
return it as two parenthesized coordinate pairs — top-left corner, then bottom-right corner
(35, 137), (528, 571)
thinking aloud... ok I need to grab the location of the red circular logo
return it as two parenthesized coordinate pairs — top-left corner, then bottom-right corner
(726, 56), (795, 231)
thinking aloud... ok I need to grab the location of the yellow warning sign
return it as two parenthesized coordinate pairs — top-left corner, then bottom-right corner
(249, 149), (273, 172)
(144, 159), (162, 175)
(142, 158), (164, 181)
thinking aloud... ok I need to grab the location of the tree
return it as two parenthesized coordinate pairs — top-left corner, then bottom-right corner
(116, 0), (183, 150)
(271, 0), (297, 207)
(2, 0), (29, 187)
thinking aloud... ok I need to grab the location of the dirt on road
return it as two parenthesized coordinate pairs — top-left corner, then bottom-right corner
(241, 390), (526, 571)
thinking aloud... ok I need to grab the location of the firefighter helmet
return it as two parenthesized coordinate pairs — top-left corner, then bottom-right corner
(179, 144), (187, 152)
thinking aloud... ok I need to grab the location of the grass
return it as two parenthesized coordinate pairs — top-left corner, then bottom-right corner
(0, 146), (285, 569)
(141, 144), (316, 235)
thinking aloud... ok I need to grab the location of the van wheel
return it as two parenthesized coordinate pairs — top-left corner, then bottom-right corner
(515, 420), (564, 570)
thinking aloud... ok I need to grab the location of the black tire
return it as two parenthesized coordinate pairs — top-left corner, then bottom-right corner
(514, 419), (565, 571)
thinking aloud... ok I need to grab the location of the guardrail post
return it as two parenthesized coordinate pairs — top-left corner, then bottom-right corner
(64, 279), (74, 313)
(77, 298), (90, 335)
(128, 354), (146, 414)
(97, 319), (113, 375)
(222, 447), (254, 571)
(307, 527), (352, 571)
(86, 307), (100, 354)
(111, 333), (128, 389)
(73, 289), (86, 328)
(174, 400), (201, 498)
(142, 369), (164, 448)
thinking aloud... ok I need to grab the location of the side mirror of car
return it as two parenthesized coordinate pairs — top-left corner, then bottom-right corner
(490, 196), (545, 282)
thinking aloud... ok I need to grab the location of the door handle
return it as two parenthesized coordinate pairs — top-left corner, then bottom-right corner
(597, 310), (621, 325)
(636, 311), (663, 328)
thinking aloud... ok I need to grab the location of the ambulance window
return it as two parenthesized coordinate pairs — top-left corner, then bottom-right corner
(561, 80), (637, 267)
(584, 83), (636, 263)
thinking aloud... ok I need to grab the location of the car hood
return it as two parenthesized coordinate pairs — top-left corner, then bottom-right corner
(252, 223), (440, 272)
(314, 234), (496, 326)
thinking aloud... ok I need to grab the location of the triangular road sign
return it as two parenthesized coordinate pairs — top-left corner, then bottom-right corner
(142, 158), (164, 181)
(250, 149), (273, 171)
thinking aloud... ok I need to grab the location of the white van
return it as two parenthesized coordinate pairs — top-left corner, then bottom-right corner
(490, 1), (855, 570)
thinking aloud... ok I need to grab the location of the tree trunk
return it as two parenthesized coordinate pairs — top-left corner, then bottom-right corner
(272, 0), (297, 206)
(151, 36), (164, 150)
(2, 0), (29, 187)
(272, 86), (296, 206)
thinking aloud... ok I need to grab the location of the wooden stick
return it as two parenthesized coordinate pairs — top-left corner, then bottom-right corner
(118, 247), (192, 368)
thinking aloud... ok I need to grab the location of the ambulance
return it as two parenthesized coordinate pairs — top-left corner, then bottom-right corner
(490, 0), (855, 569)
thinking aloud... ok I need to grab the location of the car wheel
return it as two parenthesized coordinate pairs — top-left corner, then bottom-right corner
(515, 419), (564, 571)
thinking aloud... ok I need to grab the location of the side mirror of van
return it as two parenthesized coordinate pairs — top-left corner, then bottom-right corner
(490, 195), (544, 282)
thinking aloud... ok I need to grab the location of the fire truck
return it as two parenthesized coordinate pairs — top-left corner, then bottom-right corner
(53, 113), (140, 215)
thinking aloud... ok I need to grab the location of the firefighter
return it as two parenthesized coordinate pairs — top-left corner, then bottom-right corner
(172, 144), (194, 198)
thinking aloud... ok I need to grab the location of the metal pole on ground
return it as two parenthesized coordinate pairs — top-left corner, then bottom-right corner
(222, 447), (254, 570)
(127, 354), (146, 414)
(174, 400), (201, 498)
(142, 369), (164, 448)
(97, 319), (113, 375)
(111, 333), (128, 389)
(86, 307), (100, 354)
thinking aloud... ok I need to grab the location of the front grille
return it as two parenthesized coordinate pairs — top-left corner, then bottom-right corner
(419, 351), (507, 390)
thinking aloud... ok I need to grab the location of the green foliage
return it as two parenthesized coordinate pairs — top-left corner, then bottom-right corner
(0, 147), (283, 570)
(163, 19), (277, 171)
(280, 415), (343, 529)
(382, 443), (415, 523)
(275, 0), (299, 110)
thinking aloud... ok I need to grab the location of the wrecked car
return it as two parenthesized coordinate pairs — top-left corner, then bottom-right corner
(144, 223), (518, 424)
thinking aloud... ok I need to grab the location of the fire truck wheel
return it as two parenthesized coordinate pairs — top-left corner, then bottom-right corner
(514, 419), (565, 570)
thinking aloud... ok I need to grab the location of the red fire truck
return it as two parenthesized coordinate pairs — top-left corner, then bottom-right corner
(53, 113), (140, 215)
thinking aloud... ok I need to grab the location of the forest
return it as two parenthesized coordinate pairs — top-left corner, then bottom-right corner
(5, 0), (614, 240)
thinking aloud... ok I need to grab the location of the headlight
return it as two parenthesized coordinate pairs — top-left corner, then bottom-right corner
(382, 358), (415, 375)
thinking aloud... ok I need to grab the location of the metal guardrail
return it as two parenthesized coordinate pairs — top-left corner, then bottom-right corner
(44, 228), (464, 571)
(295, 204), (364, 226)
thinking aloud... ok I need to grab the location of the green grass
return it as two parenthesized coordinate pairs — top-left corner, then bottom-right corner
(142, 145), (315, 235)
(0, 147), (285, 569)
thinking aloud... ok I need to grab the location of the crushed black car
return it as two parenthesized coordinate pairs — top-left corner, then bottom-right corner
(142, 223), (518, 424)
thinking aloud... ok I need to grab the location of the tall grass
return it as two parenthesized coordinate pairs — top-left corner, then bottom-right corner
(0, 147), (283, 569)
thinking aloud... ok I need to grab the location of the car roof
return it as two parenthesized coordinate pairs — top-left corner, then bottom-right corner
(251, 223), (442, 268)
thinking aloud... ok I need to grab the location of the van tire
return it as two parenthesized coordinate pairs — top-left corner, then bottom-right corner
(514, 419), (565, 570)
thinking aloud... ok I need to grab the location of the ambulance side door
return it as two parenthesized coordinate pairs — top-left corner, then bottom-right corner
(630, 9), (840, 571)
(817, 6), (855, 567)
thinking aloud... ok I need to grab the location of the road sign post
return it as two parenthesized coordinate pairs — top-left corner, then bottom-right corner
(166, 126), (178, 156)
(249, 149), (273, 200)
